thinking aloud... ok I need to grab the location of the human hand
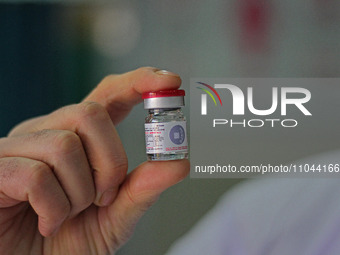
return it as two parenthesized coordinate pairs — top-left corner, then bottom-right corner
(0, 67), (190, 255)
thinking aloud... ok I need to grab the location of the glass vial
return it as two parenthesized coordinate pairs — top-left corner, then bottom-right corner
(142, 89), (188, 161)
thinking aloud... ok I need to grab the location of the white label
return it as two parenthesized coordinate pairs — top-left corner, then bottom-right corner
(145, 121), (188, 154)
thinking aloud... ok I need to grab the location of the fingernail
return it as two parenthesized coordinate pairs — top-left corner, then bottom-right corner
(155, 69), (180, 77)
(99, 188), (117, 206)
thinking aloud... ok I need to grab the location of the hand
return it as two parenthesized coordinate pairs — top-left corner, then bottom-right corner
(0, 67), (190, 255)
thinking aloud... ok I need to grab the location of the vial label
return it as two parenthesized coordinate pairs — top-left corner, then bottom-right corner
(145, 121), (188, 154)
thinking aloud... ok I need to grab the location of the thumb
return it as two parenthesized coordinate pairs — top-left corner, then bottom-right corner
(99, 159), (190, 248)
(84, 67), (182, 125)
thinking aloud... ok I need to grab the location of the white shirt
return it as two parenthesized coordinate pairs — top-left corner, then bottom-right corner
(166, 150), (340, 255)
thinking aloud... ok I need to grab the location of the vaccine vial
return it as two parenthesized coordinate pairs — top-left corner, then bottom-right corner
(142, 89), (188, 161)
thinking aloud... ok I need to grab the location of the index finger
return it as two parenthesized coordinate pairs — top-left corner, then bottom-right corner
(84, 67), (182, 125)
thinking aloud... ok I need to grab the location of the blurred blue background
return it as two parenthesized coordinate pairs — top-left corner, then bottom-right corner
(0, 1), (339, 254)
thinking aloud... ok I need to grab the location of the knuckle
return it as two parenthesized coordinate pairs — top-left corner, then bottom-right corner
(29, 161), (53, 187)
(28, 162), (71, 220)
(53, 130), (82, 155)
(78, 101), (109, 122)
(101, 74), (116, 84)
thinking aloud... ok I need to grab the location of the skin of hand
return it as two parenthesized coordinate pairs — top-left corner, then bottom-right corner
(0, 67), (190, 255)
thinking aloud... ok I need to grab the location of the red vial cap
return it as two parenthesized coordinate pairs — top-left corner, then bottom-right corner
(142, 89), (185, 99)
